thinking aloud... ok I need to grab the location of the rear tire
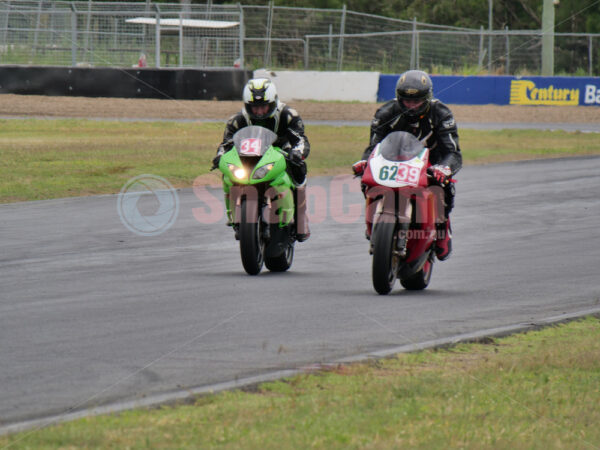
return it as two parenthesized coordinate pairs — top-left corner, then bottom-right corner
(265, 241), (294, 272)
(371, 221), (398, 295)
(239, 199), (264, 275)
(400, 253), (434, 290)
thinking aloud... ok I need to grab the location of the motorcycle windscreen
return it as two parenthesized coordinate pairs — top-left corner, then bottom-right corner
(378, 131), (425, 161)
(233, 126), (278, 157)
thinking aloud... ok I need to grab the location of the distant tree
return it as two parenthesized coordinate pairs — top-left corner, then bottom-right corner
(212, 0), (600, 32)
(554, 0), (600, 33)
(379, 0), (490, 28)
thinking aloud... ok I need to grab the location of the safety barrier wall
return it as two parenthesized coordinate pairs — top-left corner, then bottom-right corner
(253, 69), (380, 103)
(0, 67), (252, 100)
(253, 71), (600, 106)
(378, 74), (600, 107)
(2, 67), (599, 106)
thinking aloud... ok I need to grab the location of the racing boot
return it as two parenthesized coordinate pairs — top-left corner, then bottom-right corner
(224, 193), (233, 226)
(364, 196), (373, 240)
(295, 184), (310, 242)
(435, 217), (452, 261)
(224, 193), (240, 240)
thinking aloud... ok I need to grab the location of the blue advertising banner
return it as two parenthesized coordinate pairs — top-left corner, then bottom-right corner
(378, 74), (600, 106)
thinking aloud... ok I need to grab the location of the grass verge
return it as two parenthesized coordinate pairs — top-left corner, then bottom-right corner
(1, 118), (599, 203)
(2, 316), (599, 449)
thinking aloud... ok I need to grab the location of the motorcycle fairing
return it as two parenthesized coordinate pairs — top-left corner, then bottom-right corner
(365, 145), (429, 189)
(220, 126), (295, 229)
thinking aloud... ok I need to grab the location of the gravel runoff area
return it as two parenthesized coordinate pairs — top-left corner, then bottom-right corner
(0, 94), (599, 123)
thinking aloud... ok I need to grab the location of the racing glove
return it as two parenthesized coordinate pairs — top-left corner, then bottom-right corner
(428, 165), (453, 185)
(289, 147), (304, 163)
(352, 160), (367, 176)
(211, 147), (225, 170)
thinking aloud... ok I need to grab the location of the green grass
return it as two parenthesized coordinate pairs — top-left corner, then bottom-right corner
(1, 119), (600, 203)
(2, 316), (599, 449)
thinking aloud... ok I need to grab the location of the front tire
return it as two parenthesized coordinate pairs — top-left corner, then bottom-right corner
(371, 221), (399, 295)
(239, 199), (264, 275)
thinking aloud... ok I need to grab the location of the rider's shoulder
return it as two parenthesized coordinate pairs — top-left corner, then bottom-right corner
(429, 99), (458, 130)
(375, 99), (400, 118)
(430, 99), (454, 118)
(227, 111), (248, 128)
(281, 103), (299, 118)
(281, 104), (306, 126)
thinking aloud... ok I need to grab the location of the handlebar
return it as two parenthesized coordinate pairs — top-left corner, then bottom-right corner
(426, 168), (456, 185)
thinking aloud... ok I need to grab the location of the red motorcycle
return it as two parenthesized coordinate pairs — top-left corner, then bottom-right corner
(360, 131), (447, 294)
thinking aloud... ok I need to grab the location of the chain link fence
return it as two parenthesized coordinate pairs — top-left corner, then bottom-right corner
(0, 1), (243, 68)
(0, 0), (598, 76)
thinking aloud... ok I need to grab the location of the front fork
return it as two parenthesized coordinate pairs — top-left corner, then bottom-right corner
(225, 184), (295, 231)
(367, 190), (412, 258)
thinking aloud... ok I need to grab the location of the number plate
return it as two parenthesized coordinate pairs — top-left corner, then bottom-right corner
(240, 138), (262, 156)
(378, 162), (421, 186)
(368, 151), (428, 188)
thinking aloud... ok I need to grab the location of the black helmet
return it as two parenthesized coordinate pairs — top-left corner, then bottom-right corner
(395, 70), (433, 122)
(243, 78), (279, 121)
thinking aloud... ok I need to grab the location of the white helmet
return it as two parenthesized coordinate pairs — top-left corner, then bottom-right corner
(243, 78), (278, 121)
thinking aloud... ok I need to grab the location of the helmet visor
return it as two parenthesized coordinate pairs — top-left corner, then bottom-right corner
(400, 98), (425, 111)
(250, 104), (271, 118)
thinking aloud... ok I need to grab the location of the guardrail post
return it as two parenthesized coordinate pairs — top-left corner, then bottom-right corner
(589, 35), (593, 76)
(155, 6), (161, 68)
(304, 37), (309, 69)
(328, 23), (333, 60)
(478, 26), (485, 71)
(32, 0), (43, 58)
(1, 0), (11, 46)
(415, 23), (420, 69)
(505, 26), (510, 74)
(84, 0), (91, 63)
(410, 17), (416, 69)
(541, 0), (555, 75)
(488, 0), (493, 73)
(179, 12), (183, 67)
(336, 4), (346, 71)
(238, 6), (244, 68)
(264, 1), (273, 67)
(71, 4), (77, 66)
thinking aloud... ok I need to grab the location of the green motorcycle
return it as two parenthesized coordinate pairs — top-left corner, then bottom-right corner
(217, 126), (297, 275)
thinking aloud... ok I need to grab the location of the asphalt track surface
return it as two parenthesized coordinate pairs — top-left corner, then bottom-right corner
(1, 145), (600, 432)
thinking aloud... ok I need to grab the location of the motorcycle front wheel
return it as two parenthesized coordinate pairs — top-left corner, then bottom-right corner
(371, 221), (399, 295)
(239, 198), (265, 275)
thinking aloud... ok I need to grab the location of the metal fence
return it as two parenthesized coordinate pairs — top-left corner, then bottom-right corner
(0, 1), (243, 68)
(0, 0), (599, 76)
(305, 28), (600, 76)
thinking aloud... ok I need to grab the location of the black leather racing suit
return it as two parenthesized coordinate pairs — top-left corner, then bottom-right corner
(217, 103), (310, 185)
(361, 98), (462, 216)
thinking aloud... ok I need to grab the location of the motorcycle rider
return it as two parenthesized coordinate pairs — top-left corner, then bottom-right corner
(212, 77), (310, 242)
(352, 69), (462, 260)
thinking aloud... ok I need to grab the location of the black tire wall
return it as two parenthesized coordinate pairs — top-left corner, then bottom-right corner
(0, 66), (252, 100)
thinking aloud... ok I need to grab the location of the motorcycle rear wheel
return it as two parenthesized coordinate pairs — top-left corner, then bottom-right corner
(265, 241), (294, 272)
(239, 198), (265, 275)
(400, 253), (434, 290)
(371, 221), (399, 295)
